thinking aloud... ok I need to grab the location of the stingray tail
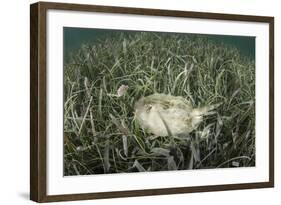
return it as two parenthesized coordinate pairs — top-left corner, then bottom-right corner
(191, 102), (222, 117)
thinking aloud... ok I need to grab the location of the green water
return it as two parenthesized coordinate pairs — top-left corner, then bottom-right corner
(63, 27), (255, 62)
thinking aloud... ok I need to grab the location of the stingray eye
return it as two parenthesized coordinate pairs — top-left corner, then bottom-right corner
(145, 104), (152, 113)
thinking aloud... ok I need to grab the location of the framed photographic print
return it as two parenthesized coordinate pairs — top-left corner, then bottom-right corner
(30, 1), (274, 202)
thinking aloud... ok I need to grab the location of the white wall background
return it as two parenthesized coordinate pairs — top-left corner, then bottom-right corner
(0, 0), (279, 204)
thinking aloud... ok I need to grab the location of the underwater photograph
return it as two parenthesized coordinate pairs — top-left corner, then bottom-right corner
(63, 27), (255, 176)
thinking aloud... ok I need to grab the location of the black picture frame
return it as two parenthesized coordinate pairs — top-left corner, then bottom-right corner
(30, 1), (274, 202)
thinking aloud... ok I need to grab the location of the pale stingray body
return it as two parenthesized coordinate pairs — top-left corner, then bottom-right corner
(134, 93), (218, 136)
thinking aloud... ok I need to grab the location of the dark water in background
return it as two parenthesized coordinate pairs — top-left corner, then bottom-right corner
(63, 27), (255, 62)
